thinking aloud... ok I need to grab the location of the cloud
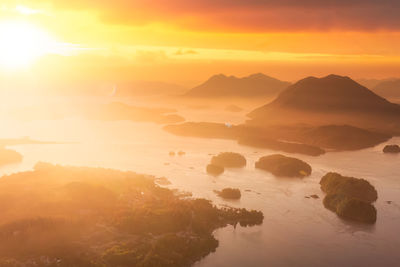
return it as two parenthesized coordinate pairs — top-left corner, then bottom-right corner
(48, 0), (400, 31)
(174, 49), (198, 56)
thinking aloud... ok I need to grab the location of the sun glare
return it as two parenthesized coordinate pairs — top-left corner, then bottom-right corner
(0, 21), (56, 69)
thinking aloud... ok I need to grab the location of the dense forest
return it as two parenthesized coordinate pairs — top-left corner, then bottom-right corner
(0, 163), (263, 267)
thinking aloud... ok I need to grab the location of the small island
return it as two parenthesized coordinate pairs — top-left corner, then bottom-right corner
(206, 164), (224, 176)
(320, 172), (378, 202)
(320, 172), (378, 224)
(323, 194), (377, 224)
(383, 144), (400, 153)
(211, 152), (246, 168)
(255, 154), (312, 177)
(215, 188), (241, 200)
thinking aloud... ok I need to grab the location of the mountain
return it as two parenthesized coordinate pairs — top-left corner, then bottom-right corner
(372, 79), (400, 100)
(184, 73), (291, 98)
(164, 74), (394, 155)
(248, 75), (400, 133)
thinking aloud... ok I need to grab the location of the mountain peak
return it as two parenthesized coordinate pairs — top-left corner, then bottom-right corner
(325, 74), (350, 80)
(247, 73), (268, 79)
(298, 74), (352, 85)
(185, 73), (291, 98)
(209, 74), (228, 81)
(248, 74), (400, 128)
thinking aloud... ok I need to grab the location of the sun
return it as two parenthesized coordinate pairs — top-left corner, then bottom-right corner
(0, 20), (57, 69)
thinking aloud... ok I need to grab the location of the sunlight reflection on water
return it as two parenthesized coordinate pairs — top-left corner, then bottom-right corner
(0, 116), (399, 267)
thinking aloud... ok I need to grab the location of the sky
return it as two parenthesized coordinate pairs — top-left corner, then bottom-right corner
(0, 0), (400, 93)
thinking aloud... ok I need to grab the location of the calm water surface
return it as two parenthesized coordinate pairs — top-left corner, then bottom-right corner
(0, 110), (399, 267)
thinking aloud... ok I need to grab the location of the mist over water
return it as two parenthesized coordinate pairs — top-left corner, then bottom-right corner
(0, 97), (399, 267)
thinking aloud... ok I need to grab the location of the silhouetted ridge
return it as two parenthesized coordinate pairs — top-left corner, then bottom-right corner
(209, 74), (229, 81)
(185, 73), (290, 98)
(249, 74), (400, 119)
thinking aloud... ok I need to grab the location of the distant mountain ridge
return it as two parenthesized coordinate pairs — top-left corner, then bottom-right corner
(248, 74), (400, 133)
(372, 79), (400, 100)
(164, 74), (396, 155)
(184, 73), (291, 98)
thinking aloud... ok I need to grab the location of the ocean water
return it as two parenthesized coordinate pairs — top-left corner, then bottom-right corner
(0, 113), (399, 267)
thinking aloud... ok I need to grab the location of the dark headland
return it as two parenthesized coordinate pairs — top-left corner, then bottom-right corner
(0, 163), (263, 266)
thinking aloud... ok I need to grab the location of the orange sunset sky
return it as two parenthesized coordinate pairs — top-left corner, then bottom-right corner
(0, 0), (400, 92)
